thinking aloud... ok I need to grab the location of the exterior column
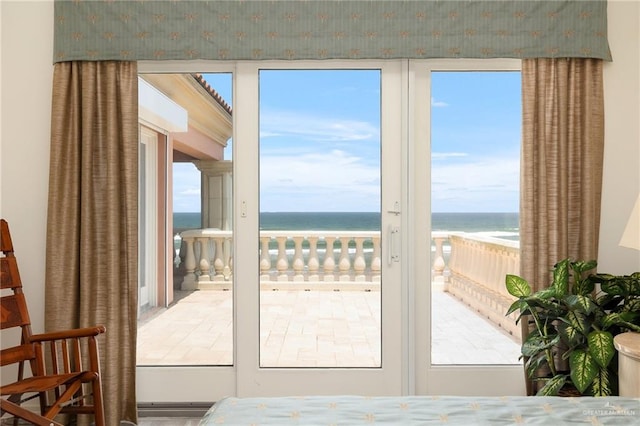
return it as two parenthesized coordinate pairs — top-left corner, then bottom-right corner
(195, 160), (233, 231)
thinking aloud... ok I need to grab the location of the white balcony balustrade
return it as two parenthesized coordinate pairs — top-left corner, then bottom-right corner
(178, 230), (382, 291)
(445, 233), (521, 340)
(176, 229), (520, 339)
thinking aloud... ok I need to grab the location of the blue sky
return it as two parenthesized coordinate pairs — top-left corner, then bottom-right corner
(173, 70), (521, 213)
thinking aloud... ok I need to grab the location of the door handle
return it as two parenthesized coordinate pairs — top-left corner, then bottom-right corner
(388, 225), (400, 265)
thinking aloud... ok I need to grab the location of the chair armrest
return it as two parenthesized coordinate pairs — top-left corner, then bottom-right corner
(30, 325), (106, 342)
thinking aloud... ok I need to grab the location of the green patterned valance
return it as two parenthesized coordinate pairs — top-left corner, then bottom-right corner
(53, 0), (611, 63)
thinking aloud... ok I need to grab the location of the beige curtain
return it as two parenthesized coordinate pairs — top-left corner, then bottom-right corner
(520, 58), (605, 394)
(45, 61), (138, 424)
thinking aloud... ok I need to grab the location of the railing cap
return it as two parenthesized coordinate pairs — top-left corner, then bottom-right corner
(449, 232), (520, 249)
(260, 230), (379, 239)
(181, 228), (231, 238)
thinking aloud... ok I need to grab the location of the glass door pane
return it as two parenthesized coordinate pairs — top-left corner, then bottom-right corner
(137, 73), (234, 367)
(430, 71), (521, 365)
(411, 60), (525, 396)
(258, 69), (382, 368)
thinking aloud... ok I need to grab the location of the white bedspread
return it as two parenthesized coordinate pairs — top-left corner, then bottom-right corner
(200, 395), (640, 425)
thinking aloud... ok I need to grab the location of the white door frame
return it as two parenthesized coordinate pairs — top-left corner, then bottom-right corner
(234, 60), (407, 396)
(137, 62), (237, 404)
(409, 59), (525, 396)
(139, 126), (159, 312)
(136, 58), (527, 403)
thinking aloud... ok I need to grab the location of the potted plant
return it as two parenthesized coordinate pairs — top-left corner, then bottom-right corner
(505, 258), (640, 396)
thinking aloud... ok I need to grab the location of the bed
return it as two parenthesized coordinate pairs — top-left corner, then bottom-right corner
(200, 395), (640, 425)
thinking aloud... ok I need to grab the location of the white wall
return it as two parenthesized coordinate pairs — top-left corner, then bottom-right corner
(1, 0), (54, 332)
(1, 0), (639, 337)
(599, 0), (640, 274)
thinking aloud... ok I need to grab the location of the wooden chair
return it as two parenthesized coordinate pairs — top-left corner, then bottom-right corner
(1, 219), (106, 426)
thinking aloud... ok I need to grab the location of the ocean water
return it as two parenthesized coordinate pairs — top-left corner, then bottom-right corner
(174, 211), (519, 237)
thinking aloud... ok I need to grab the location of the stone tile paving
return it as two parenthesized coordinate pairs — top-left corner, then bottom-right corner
(137, 289), (520, 367)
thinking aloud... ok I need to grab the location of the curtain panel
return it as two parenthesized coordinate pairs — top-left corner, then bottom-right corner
(54, 0), (611, 63)
(46, 61), (139, 424)
(519, 58), (605, 395)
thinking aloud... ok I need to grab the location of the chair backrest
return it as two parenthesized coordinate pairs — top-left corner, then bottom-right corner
(1, 219), (106, 426)
(1, 219), (35, 365)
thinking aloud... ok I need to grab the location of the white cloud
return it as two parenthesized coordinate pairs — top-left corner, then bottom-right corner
(431, 155), (520, 212)
(180, 188), (201, 196)
(431, 97), (449, 108)
(260, 149), (380, 212)
(432, 152), (468, 159)
(260, 109), (378, 142)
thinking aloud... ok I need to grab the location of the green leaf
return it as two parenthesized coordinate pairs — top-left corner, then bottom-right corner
(620, 311), (638, 322)
(530, 288), (558, 302)
(620, 322), (640, 333)
(587, 331), (615, 369)
(552, 259), (570, 297)
(572, 259), (597, 275)
(571, 261), (596, 296)
(506, 299), (528, 317)
(601, 279), (627, 296)
(506, 275), (531, 298)
(565, 310), (589, 334)
(557, 322), (581, 346)
(601, 312), (629, 330)
(629, 275), (640, 296)
(564, 295), (596, 314)
(592, 273), (616, 282)
(623, 298), (640, 314)
(588, 367), (614, 397)
(525, 352), (551, 379)
(574, 276), (595, 296)
(537, 375), (567, 396)
(570, 349), (598, 394)
(521, 333), (560, 358)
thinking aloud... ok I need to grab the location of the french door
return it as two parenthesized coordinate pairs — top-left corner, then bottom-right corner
(234, 61), (405, 396)
(137, 60), (406, 402)
(410, 59), (524, 395)
(136, 59), (526, 404)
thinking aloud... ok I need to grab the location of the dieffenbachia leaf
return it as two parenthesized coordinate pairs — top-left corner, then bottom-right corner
(588, 367), (614, 397)
(506, 274), (531, 298)
(570, 349), (598, 394)
(521, 333), (560, 358)
(537, 375), (567, 396)
(564, 295), (596, 315)
(587, 331), (615, 369)
(552, 259), (570, 297)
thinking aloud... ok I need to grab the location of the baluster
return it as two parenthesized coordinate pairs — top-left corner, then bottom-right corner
(213, 237), (225, 281)
(198, 237), (211, 282)
(353, 237), (366, 282)
(448, 235), (459, 273)
(276, 236), (289, 282)
(260, 236), (272, 281)
(338, 237), (351, 282)
(432, 235), (447, 283)
(307, 236), (320, 281)
(223, 236), (233, 281)
(182, 236), (197, 290)
(292, 236), (305, 281)
(488, 246), (500, 294)
(471, 239), (482, 283)
(371, 235), (381, 283)
(323, 236), (336, 282)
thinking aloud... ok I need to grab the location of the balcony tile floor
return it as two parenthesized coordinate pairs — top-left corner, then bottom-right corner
(137, 289), (521, 367)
